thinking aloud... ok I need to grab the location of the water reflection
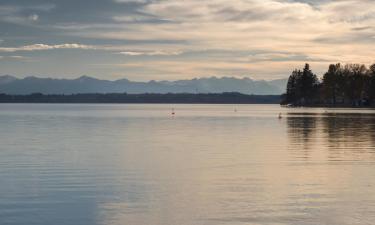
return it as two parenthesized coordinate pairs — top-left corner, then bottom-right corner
(287, 115), (317, 159)
(2, 104), (375, 225)
(287, 112), (375, 161)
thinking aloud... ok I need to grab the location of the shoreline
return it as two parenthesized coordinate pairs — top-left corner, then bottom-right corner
(281, 104), (375, 108)
(0, 93), (281, 104)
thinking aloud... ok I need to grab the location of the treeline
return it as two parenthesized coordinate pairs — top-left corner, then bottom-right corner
(0, 92), (281, 104)
(282, 63), (375, 107)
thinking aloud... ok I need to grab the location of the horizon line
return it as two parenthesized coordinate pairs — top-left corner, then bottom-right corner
(0, 74), (289, 82)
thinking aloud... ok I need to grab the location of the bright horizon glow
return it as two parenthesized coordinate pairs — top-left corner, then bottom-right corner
(0, 0), (374, 81)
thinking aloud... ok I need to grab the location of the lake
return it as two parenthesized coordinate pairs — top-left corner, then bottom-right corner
(1, 104), (375, 225)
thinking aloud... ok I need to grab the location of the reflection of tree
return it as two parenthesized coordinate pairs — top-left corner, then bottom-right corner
(286, 113), (375, 161)
(321, 114), (375, 160)
(286, 114), (318, 159)
(287, 114), (317, 140)
(322, 114), (355, 139)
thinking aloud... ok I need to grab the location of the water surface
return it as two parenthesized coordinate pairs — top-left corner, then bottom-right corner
(1, 104), (375, 225)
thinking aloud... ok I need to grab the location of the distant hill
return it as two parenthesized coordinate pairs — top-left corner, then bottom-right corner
(0, 93), (281, 104)
(0, 75), (287, 95)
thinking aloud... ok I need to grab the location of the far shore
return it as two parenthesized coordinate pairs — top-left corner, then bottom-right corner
(0, 93), (281, 104)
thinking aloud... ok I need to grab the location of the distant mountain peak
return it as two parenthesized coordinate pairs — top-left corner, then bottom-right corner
(76, 75), (97, 81)
(0, 75), (288, 95)
(23, 76), (39, 80)
(0, 75), (17, 84)
(0, 75), (16, 79)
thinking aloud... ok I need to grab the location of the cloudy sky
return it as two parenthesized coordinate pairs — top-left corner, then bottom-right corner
(0, 0), (374, 80)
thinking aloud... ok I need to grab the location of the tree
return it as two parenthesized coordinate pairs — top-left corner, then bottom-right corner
(282, 63), (375, 107)
(368, 64), (375, 103)
(285, 69), (299, 103)
(283, 64), (319, 105)
(299, 63), (319, 104)
(323, 64), (342, 105)
(343, 64), (368, 106)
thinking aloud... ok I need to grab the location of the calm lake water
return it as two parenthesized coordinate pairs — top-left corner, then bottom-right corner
(1, 104), (375, 225)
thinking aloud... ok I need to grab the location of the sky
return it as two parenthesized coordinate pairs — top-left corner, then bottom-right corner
(0, 0), (374, 81)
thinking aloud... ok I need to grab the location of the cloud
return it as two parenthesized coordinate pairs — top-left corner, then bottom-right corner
(114, 0), (148, 3)
(28, 14), (39, 21)
(0, 55), (27, 60)
(143, 0), (319, 23)
(9, 55), (25, 59)
(1, 0), (374, 80)
(0, 4), (54, 24)
(118, 50), (182, 56)
(0, 43), (95, 52)
(113, 14), (151, 22)
(321, 0), (375, 23)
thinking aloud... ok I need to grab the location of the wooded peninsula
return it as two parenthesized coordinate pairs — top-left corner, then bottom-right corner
(281, 63), (375, 107)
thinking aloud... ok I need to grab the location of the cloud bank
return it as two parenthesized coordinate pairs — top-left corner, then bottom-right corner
(0, 0), (374, 80)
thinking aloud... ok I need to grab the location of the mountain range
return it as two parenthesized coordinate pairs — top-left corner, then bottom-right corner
(0, 75), (287, 95)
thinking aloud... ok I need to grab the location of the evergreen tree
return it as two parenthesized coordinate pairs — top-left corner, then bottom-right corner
(367, 64), (375, 103)
(323, 64), (341, 105)
(300, 63), (319, 104)
(285, 70), (298, 103)
(344, 64), (367, 106)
